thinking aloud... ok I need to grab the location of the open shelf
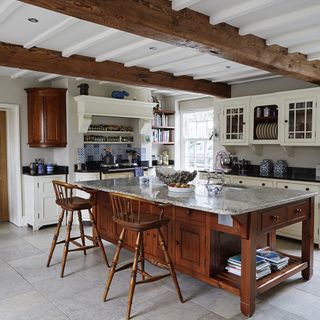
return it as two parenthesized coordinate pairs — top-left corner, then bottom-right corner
(83, 142), (133, 145)
(152, 126), (175, 130)
(212, 251), (307, 296)
(86, 130), (133, 134)
(153, 109), (175, 115)
(152, 142), (175, 145)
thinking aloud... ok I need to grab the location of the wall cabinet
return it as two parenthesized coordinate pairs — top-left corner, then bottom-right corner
(219, 87), (320, 147)
(26, 88), (67, 147)
(22, 174), (66, 230)
(218, 97), (250, 146)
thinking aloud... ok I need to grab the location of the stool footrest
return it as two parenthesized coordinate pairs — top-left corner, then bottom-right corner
(136, 273), (170, 285)
(149, 260), (170, 271)
(68, 245), (96, 252)
(115, 262), (134, 273)
(85, 235), (95, 242)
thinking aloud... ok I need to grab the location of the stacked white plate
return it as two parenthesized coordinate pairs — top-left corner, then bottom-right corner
(256, 123), (278, 140)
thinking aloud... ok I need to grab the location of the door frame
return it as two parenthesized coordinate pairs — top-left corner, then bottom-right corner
(0, 104), (22, 226)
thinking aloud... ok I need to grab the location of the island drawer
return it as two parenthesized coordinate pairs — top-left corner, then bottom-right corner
(175, 207), (206, 225)
(261, 207), (287, 231)
(287, 201), (308, 221)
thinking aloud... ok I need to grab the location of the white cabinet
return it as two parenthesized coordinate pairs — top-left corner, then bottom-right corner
(101, 172), (134, 179)
(283, 97), (317, 145)
(23, 174), (66, 231)
(231, 176), (274, 187)
(219, 97), (250, 146)
(74, 172), (100, 221)
(275, 181), (319, 243)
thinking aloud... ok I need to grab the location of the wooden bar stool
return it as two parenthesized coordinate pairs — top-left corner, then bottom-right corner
(47, 180), (109, 277)
(102, 192), (183, 320)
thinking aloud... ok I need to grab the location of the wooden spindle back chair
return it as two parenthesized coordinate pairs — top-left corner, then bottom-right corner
(103, 192), (183, 320)
(47, 180), (109, 278)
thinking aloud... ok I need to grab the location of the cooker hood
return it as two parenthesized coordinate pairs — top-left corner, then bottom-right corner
(74, 95), (157, 133)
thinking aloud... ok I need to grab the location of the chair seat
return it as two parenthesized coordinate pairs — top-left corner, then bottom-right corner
(56, 197), (92, 210)
(113, 213), (169, 232)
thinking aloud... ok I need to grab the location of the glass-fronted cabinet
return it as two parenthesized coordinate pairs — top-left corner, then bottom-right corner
(219, 97), (250, 145)
(284, 98), (316, 144)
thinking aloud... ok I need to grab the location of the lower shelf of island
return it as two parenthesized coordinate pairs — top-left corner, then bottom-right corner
(212, 250), (307, 296)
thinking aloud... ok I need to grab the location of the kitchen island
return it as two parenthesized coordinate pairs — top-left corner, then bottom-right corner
(78, 178), (316, 317)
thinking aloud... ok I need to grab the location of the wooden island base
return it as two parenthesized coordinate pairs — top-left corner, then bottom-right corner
(94, 191), (314, 317)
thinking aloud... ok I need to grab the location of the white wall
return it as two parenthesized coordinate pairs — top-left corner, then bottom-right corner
(0, 76), (54, 165)
(231, 77), (320, 168)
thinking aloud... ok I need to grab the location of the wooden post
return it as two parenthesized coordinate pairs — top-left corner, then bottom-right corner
(240, 213), (258, 317)
(301, 197), (314, 280)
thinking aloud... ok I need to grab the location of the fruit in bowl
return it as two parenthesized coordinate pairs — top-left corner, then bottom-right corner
(168, 183), (191, 188)
(156, 167), (197, 185)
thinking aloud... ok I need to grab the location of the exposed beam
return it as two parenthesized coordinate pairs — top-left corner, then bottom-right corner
(172, 0), (202, 11)
(150, 53), (201, 72)
(210, 0), (279, 25)
(0, 41), (230, 97)
(288, 41), (320, 54)
(10, 69), (30, 79)
(24, 17), (77, 49)
(125, 47), (182, 67)
(239, 4), (320, 36)
(96, 38), (155, 62)
(38, 73), (59, 82)
(62, 28), (119, 57)
(0, 0), (22, 24)
(18, 0), (320, 84)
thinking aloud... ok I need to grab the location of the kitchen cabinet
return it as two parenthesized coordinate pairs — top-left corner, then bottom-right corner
(101, 172), (134, 179)
(227, 175), (320, 245)
(22, 174), (66, 230)
(26, 88), (67, 147)
(218, 97), (250, 146)
(174, 207), (206, 275)
(283, 97), (317, 145)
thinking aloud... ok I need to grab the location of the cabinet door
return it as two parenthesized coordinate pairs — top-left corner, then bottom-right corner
(232, 177), (273, 187)
(175, 221), (206, 275)
(222, 105), (248, 145)
(284, 98), (316, 144)
(38, 175), (65, 223)
(44, 94), (67, 146)
(28, 95), (44, 145)
(276, 182), (319, 243)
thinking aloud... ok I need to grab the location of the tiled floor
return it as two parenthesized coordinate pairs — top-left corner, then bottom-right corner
(0, 222), (319, 320)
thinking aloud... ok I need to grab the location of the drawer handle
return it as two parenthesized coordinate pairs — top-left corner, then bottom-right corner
(284, 186), (288, 189)
(295, 208), (303, 215)
(176, 240), (180, 246)
(271, 215), (280, 222)
(186, 209), (192, 216)
(262, 183), (265, 186)
(239, 181), (243, 184)
(306, 188), (310, 191)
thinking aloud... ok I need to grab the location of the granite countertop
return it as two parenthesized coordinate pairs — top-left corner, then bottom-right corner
(76, 178), (317, 216)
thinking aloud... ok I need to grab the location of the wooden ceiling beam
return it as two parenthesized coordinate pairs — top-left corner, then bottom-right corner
(19, 0), (320, 84)
(0, 41), (230, 97)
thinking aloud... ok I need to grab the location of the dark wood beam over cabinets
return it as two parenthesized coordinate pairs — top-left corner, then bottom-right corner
(0, 42), (230, 97)
(20, 0), (320, 84)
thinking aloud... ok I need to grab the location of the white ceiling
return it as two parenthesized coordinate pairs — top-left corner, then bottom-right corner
(0, 0), (318, 93)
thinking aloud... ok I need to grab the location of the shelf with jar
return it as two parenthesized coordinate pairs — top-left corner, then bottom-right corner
(84, 135), (134, 144)
(87, 124), (133, 133)
(152, 108), (175, 145)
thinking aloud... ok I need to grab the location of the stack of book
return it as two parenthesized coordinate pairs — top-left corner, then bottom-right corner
(256, 248), (289, 271)
(226, 254), (271, 280)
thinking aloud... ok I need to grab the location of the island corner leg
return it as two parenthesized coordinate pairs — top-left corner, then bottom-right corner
(240, 214), (258, 317)
(301, 197), (314, 280)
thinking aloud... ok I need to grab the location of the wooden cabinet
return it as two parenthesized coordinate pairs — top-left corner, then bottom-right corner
(22, 174), (66, 230)
(26, 88), (67, 147)
(174, 207), (206, 275)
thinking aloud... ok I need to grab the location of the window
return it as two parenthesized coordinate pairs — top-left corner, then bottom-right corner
(181, 109), (214, 171)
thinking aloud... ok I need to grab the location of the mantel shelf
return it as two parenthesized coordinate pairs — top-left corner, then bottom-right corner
(86, 130), (134, 135)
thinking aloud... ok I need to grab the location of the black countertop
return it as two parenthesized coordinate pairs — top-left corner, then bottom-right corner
(22, 165), (69, 176)
(226, 165), (320, 183)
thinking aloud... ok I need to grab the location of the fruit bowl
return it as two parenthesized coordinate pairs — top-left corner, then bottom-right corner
(155, 167), (197, 185)
(168, 184), (195, 193)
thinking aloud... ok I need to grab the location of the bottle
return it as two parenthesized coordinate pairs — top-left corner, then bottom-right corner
(162, 151), (169, 166)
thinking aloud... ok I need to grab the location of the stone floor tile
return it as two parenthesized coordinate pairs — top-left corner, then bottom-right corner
(0, 290), (69, 320)
(0, 241), (41, 262)
(0, 233), (25, 248)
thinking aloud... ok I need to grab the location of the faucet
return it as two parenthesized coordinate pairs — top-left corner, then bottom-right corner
(206, 151), (230, 186)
